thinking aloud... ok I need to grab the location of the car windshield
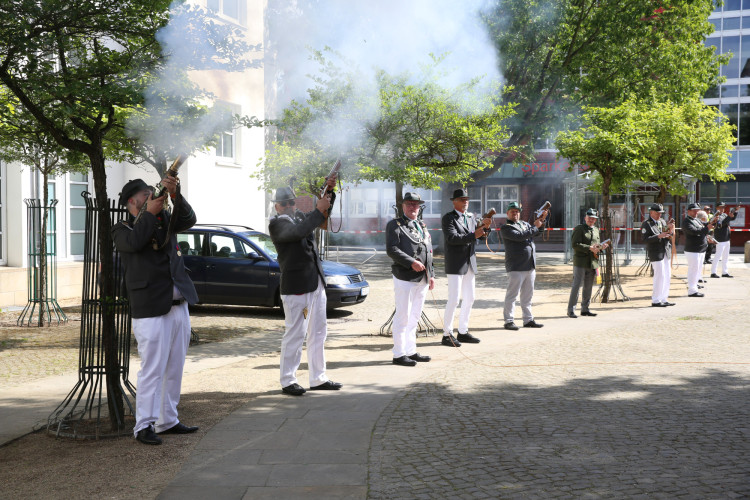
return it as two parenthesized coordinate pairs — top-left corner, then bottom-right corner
(242, 232), (278, 259)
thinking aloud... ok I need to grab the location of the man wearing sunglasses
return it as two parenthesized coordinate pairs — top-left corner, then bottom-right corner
(268, 179), (343, 396)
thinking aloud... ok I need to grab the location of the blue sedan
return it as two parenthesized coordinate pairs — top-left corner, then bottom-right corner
(177, 224), (369, 309)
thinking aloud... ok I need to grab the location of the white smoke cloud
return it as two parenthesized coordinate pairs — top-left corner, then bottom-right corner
(267, 0), (500, 109)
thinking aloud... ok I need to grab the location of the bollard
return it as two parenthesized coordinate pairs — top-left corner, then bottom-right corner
(745, 241), (750, 263)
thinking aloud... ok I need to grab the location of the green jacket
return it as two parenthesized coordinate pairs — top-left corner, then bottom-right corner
(571, 223), (601, 269)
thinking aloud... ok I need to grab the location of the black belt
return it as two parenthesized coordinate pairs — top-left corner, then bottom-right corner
(172, 299), (185, 306)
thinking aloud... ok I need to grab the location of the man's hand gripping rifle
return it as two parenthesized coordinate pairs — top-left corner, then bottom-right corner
(318, 159), (341, 230)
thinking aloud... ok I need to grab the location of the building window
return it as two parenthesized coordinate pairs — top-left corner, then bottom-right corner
(348, 188), (379, 216)
(206, 0), (243, 24)
(467, 186), (482, 216)
(410, 189), (441, 216)
(485, 185), (519, 215)
(69, 172), (88, 257)
(215, 101), (240, 161)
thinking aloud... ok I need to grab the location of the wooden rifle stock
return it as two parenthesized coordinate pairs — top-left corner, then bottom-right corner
(319, 159), (342, 230)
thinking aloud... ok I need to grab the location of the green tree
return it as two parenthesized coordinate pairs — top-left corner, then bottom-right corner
(261, 52), (517, 210)
(635, 98), (735, 202)
(555, 100), (646, 301)
(0, 90), (87, 326)
(0, 0), (256, 429)
(478, 0), (727, 180)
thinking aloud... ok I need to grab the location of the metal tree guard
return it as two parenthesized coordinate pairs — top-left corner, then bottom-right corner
(17, 199), (67, 326)
(47, 192), (135, 439)
(592, 210), (630, 302)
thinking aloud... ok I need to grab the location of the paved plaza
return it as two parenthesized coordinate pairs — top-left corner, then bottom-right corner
(2, 252), (750, 498)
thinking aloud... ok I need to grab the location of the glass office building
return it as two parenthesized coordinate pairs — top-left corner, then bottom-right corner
(703, 1), (750, 226)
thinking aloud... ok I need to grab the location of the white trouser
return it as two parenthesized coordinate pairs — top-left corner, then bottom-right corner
(651, 255), (671, 304)
(132, 301), (191, 435)
(711, 241), (731, 276)
(280, 279), (329, 388)
(392, 276), (429, 358)
(443, 268), (476, 335)
(685, 251), (704, 295)
(503, 269), (536, 324)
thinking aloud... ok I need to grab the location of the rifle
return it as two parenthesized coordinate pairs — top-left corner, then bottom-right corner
(319, 159), (342, 230)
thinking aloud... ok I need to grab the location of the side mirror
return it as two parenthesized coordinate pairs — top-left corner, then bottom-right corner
(247, 252), (263, 261)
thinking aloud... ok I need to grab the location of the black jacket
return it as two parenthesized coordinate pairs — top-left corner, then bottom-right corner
(386, 216), (434, 282)
(111, 196), (198, 319)
(268, 209), (326, 295)
(713, 212), (737, 242)
(500, 220), (539, 272)
(682, 216), (709, 253)
(442, 210), (478, 275)
(641, 217), (671, 262)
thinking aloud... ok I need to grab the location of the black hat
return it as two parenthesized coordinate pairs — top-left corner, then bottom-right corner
(272, 186), (296, 202)
(585, 208), (599, 218)
(648, 203), (664, 213)
(450, 188), (470, 200)
(402, 192), (425, 204)
(717, 201), (726, 207)
(687, 202), (701, 211)
(118, 179), (149, 206)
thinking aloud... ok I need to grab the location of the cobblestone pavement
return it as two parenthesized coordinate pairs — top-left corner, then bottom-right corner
(367, 258), (750, 499)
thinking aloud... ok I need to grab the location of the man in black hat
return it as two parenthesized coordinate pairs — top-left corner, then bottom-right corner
(710, 202), (737, 278)
(386, 192), (434, 366)
(567, 208), (608, 318)
(500, 201), (548, 330)
(268, 178), (343, 396)
(440, 188), (490, 346)
(112, 176), (199, 445)
(683, 202), (715, 297)
(640, 203), (676, 307)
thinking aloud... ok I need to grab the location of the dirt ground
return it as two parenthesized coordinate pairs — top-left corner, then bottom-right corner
(0, 251), (683, 499)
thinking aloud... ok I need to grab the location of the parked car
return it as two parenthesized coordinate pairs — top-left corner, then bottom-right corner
(176, 224), (369, 309)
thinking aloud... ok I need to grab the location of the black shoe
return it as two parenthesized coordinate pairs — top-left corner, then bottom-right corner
(441, 334), (461, 347)
(705, 259), (712, 264)
(580, 311), (597, 317)
(711, 273), (721, 278)
(688, 292), (704, 297)
(408, 353), (431, 362)
(456, 332), (480, 344)
(651, 302), (667, 307)
(523, 320), (543, 328)
(567, 311), (577, 318)
(136, 427), (162, 445)
(698, 279), (705, 283)
(662, 302), (676, 306)
(158, 422), (199, 434)
(282, 383), (306, 396)
(504, 322), (519, 331)
(722, 274), (733, 278)
(393, 355), (417, 367)
(310, 381), (343, 390)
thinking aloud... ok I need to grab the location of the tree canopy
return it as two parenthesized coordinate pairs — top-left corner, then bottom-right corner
(478, 0), (727, 180)
(261, 52), (517, 204)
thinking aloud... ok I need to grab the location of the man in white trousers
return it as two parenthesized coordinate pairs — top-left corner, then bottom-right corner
(112, 176), (200, 445)
(440, 188), (490, 346)
(268, 180), (342, 396)
(682, 203), (715, 298)
(710, 202), (737, 279)
(385, 193), (435, 367)
(640, 203), (675, 307)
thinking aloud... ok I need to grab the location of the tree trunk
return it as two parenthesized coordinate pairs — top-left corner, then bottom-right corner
(600, 174), (612, 303)
(90, 148), (125, 430)
(656, 185), (668, 204)
(38, 174), (49, 327)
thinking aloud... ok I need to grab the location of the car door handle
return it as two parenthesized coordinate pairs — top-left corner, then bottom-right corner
(206, 264), (216, 270)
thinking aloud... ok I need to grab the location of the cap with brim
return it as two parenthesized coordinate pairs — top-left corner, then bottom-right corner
(450, 188), (470, 200)
(718, 202), (726, 207)
(648, 203), (664, 213)
(585, 208), (599, 218)
(118, 179), (150, 206)
(687, 203), (701, 211)
(403, 192), (425, 204)
(506, 202), (522, 212)
(272, 186), (296, 202)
